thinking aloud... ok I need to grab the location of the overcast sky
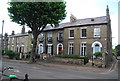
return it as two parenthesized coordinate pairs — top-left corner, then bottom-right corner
(0, 0), (119, 48)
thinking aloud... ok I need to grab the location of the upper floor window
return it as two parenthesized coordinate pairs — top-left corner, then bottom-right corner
(48, 33), (52, 41)
(39, 33), (44, 41)
(22, 38), (24, 44)
(48, 33), (52, 38)
(58, 32), (63, 41)
(81, 29), (87, 38)
(16, 38), (19, 44)
(69, 30), (74, 38)
(94, 28), (100, 37)
(8, 38), (10, 44)
(12, 37), (14, 43)
(58, 32), (63, 38)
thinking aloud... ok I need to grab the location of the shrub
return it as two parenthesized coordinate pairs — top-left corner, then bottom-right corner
(55, 55), (89, 64)
(5, 50), (15, 59)
(94, 52), (103, 57)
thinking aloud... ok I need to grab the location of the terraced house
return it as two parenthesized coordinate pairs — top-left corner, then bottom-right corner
(8, 26), (32, 54)
(6, 6), (112, 60)
(37, 6), (112, 59)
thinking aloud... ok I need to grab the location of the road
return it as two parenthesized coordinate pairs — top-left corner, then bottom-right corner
(1, 60), (118, 79)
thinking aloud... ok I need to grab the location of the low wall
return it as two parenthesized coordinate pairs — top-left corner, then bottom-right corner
(47, 57), (84, 65)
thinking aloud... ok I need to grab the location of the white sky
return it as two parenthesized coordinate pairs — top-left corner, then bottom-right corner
(0, 0), (119, 48)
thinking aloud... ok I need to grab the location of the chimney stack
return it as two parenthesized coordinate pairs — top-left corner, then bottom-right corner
(12, 31), (15, 35)
(21, 26), (25, 34)
(70, 14), (77, 22)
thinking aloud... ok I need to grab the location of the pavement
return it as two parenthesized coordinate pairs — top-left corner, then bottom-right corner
(2, 57), (118, 73)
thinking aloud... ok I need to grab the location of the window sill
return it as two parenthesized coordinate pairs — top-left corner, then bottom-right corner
(68, 37), (74, 39)
(80, 37), (87, 39)
(94, 36), (101, 38)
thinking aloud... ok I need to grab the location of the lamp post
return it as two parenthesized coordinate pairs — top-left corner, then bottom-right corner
(1, 20), (4, 54)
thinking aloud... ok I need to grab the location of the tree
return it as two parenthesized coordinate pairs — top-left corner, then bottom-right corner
(115, 44), (120, 56)
(8, 2), (66, 63)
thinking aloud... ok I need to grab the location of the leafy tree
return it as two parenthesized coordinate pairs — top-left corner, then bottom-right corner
(115, 44), (120, 56)
(8, 2), (66, 63)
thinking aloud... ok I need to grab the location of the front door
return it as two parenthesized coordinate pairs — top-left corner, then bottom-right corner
(58, 44), (62, 55)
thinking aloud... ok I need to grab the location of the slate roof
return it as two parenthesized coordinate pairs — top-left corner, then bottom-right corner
(9, 33), (29, 37)
(44, 16), (108, 31)
(9, 16), (108, 37)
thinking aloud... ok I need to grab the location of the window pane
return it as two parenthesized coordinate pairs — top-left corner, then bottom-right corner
(69, 43), (74, 55)
(82, 29), (86, 37)
(70, 30), (74, 37)
(81, 43), (86, 56)
(94, 28), (100, 37)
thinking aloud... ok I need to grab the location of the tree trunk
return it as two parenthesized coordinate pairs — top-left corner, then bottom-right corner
(29, 31), (38, 63)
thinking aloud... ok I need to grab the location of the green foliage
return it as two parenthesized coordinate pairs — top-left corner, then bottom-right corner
(8, 2), (66, 62)
(112, 49), (116, 56)
(5, 50), (15, 59)
(94, 52), (103, 57)
(8, 2), (66, 29)
(55, 55), (89, 64)
(5, 50), (14, 55)
(55, 55), (88, 59)
(115, 44), (120, 56)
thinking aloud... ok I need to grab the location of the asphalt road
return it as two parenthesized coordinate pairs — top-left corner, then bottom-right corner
(1, 60), (118, 80)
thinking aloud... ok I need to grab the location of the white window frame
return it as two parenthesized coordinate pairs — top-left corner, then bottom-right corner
(47, 44), (53, 54)
(12, 45), (14, 51)
(12, 37), (14, 44)
(92, 41), (102, 54)
(8, 45), (10, 50)
(58, 32), (63, 40)
(16, 45), (19, 52)
(16, 38), (19, 44)
(38, 44), (44, 54)
(8, 38), (10, 44)
(80, 43), (86, 56)
(48, 33), (52, 38)
(69, 30), (74, 39)
(68, 42), (74, 55)
(57, 43), (63, 55)
(22, 37), (24, 44)
(40, 33), (44, 41)
(81, 28), (87, 38)
(21, 45), (24, 53)
(94, 28), (100, 37)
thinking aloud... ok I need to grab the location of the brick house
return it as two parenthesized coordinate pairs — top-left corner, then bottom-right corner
(8, 26), (32, 54)
(37, 6), (112, 60)
(6, 6), (112, 60)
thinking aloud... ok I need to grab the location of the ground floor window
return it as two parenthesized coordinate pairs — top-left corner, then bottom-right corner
(21, 45), (24, 53)
(47, 44), (53, 55)
(12, 45), (14, 51)
(80, 43), (86, 56)
(94, 44), (100, 53)
(8, 45), (10, 50)
(92, 41), (102, 58)
(68, 43), (74, 55)
(57, 43), (63, 55)
(38, 44), (43, 54)
(16, 46), (19, 52)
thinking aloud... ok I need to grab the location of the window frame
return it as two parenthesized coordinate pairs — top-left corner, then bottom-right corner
(38, 44), (44, 54)
(81, 28), (87, 38)
(94, 28), (100, 37)
(69, 30), (74, 39)
(80, 43), (87, 56)
(68, 43), (74, 55)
